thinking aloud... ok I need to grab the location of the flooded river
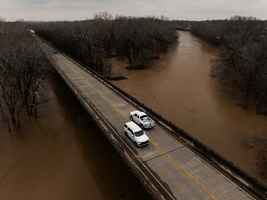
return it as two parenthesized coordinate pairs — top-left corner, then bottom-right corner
(0, 73), (152, 200)
(1, 31), (266, 199)
(113, 31), (267, 185)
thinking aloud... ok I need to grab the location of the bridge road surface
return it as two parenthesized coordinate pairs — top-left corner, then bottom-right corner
(38, 38), (256, 200)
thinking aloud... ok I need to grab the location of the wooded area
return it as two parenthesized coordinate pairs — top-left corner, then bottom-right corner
(34, 14), (178, 78)
(192, 17), (267, 114)
(0, 23), (49, 131)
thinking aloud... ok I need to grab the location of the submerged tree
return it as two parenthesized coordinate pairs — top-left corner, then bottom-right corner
(212, 17), (267, 110)
(0, 23), (49, 131)
(193, 16), (267, 114)
(34, 14), (178, 75)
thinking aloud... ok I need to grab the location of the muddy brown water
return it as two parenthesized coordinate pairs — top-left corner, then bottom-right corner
(113, 31), (267, 185)
(0, 73), (152, 200)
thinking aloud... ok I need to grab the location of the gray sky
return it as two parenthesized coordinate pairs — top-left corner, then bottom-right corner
(1, 0), (267, 21)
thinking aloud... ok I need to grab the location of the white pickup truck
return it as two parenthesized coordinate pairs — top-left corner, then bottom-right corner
(124, 121), (149, 147)
(130, 110), (155, 129)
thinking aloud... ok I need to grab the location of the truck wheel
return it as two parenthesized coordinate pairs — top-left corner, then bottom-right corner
(124, 131), (128, 137)
(135, 142), (139, 147)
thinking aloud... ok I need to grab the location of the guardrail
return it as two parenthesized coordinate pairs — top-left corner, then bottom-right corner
(37, 35), (266, 200)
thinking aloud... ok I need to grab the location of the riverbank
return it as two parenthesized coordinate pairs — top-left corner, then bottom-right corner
(0, 72), (152, 200)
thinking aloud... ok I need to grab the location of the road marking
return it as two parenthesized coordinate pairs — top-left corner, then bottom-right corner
(149, 137), (166, 155)
(166, 154), (219, 200)
(149, 136), (219, 200)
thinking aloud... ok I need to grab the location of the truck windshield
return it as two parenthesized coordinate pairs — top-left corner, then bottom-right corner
(140, 115), (150, 121)
(135, 131), (144, 137)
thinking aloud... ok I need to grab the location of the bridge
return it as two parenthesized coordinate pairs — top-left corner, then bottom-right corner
(36, 35), (263, 200)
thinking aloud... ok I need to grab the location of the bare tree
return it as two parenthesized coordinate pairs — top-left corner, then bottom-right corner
(94, 12), (113, 21)
(34, 15), (178, 74)
(0, 23), (49, 131)
(192, 17), (267, 114)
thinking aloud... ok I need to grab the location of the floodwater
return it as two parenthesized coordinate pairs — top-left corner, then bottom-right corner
(113, 31), (267, 185)
(0, 73), (152, 200)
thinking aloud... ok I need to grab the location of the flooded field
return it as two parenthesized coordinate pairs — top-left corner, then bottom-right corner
(0, 73), (152, 200)
(113, 31), (267, 185)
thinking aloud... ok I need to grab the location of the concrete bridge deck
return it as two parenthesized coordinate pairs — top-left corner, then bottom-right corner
(38, 38), (258, 200)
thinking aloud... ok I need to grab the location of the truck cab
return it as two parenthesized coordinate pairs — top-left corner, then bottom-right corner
(130, 110), (155, 129)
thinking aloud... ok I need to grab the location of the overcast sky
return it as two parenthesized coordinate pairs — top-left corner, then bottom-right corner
(1, 0), (267, 21)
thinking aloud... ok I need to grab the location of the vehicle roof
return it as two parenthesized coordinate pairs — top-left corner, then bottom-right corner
(131, 110), (147, 117)
(125, 121), (142, 132)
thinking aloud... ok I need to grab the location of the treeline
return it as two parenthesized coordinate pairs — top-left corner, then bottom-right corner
(192, 17), (267, 114)
(0, 23), (49, 131)
(191, 17), (266, 45)
(191, 20), (228, 45)
(34, 14), (178, 77)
